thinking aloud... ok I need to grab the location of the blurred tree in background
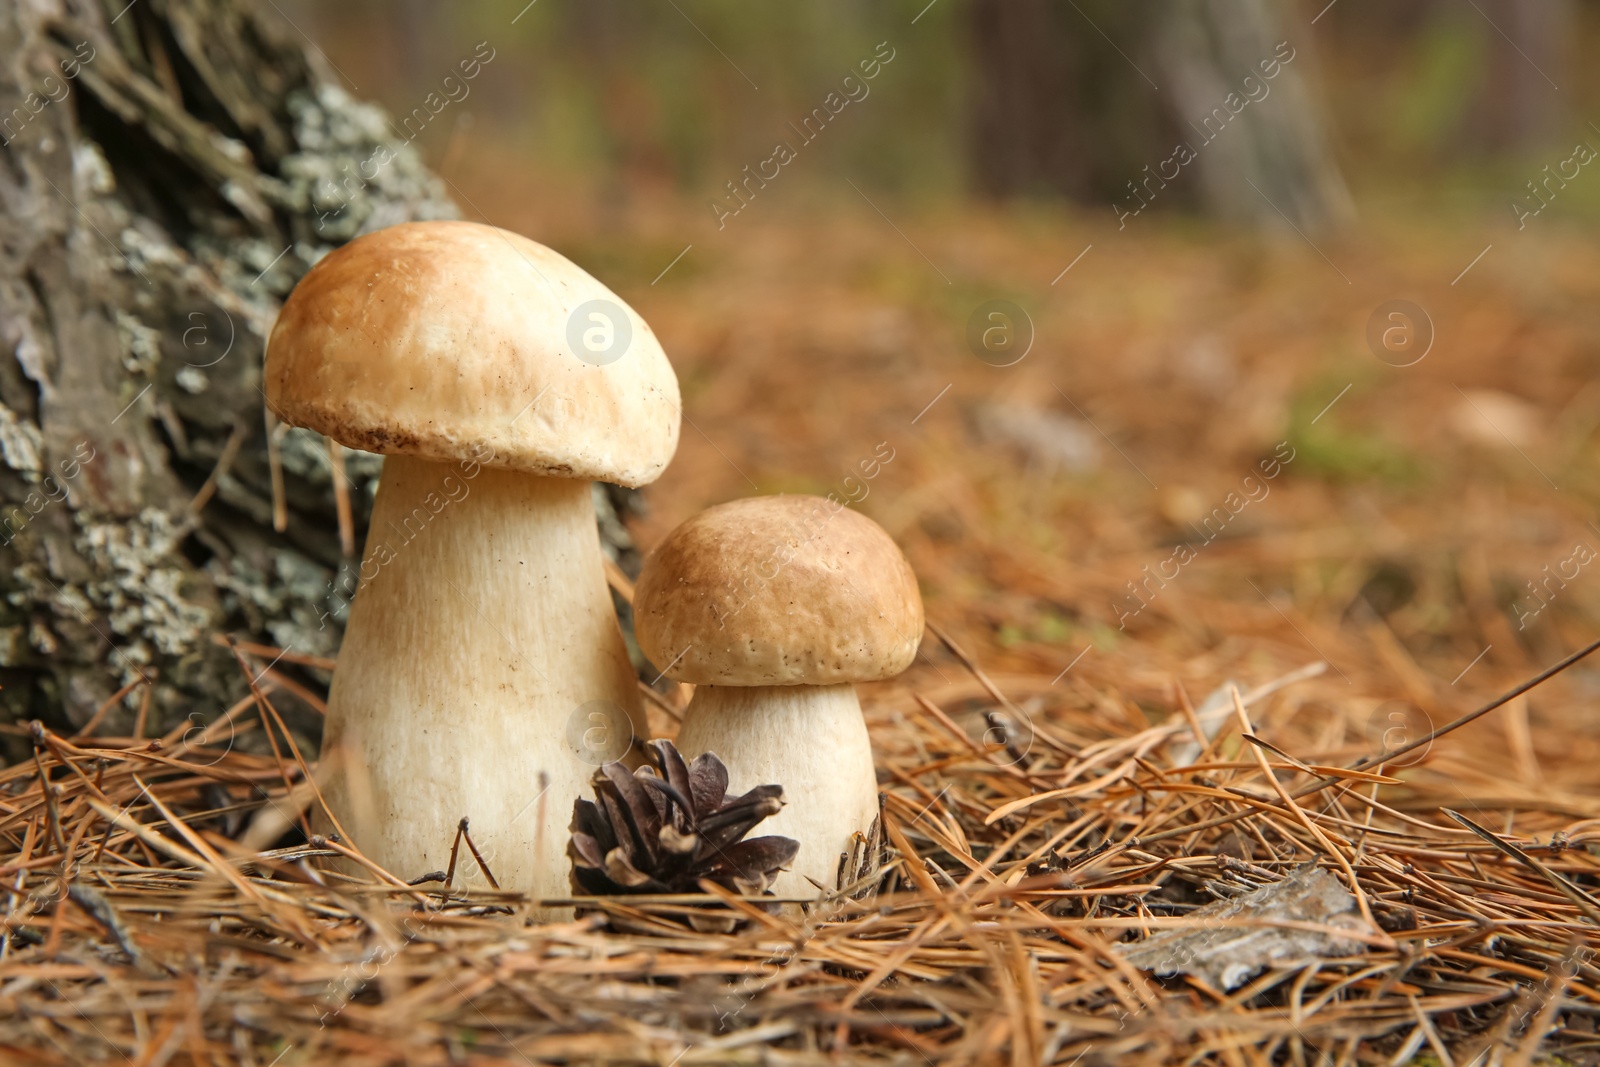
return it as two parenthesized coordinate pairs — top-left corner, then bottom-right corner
(288, 0), (1590, 229)
(967, 0), (1353, 230)
(966, 0), (1181, 205)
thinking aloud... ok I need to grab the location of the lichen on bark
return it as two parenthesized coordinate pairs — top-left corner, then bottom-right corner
(0, 0), (634, 762)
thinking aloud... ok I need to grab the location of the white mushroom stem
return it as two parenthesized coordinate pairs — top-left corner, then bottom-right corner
(320, 455), (643, 905)
(672, 682), (878, 897)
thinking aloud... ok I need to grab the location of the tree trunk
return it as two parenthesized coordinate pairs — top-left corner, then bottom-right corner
(0, 0), (640, 759)
(1470, 0), (1570, 156)
(966, 0), (1190, 206)
(965, 0), (1353, 231)
(1153, 0), (1354, 232)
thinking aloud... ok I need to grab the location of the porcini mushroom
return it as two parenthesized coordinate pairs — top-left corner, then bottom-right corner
(632, 495), (923, 896)
(265, 220), (679, 901)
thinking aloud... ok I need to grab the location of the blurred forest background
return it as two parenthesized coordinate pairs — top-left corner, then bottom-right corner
(284, 0), (1592, 226)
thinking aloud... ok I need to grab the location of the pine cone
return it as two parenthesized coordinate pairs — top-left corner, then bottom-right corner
(568, 740), (800, 914)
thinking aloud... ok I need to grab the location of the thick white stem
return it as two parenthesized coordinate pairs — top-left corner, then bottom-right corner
(673, 683), (878, 897)
(320, 455), (642, 904)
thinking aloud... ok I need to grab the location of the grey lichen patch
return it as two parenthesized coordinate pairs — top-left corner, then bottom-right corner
(211, 544), (342, 661)
(269, 550), (345, 659)
(278, 84), (458, 248)
(0, 401), (44, 475)
(174, 366), (209, 394)
(279, 426), (382, 497)
(118, 220), (193, 284)
(211, 237), (302, 297)
(11, 560), (86, 661)
(72, 140), (115, 196)
(77, 509), (213, 666)
(27, 618), (58, 657)
(114, 311), (163, 376)
(593, 482), (635, 564)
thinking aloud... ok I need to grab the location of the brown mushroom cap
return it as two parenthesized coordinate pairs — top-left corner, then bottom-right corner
(264, 220), (680, 486)
(633, 495), (924, 686)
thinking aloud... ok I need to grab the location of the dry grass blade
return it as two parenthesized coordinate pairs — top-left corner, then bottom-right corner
(1441, 809), (1600, 926)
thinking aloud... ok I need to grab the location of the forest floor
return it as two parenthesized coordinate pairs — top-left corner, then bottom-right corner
(506, 180), (1600, 783)
(5, 190), (1600, 1064)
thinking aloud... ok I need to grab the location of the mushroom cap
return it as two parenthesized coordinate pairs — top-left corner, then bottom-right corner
(264, 221), (680, 486)
(633, 495), (924, 686)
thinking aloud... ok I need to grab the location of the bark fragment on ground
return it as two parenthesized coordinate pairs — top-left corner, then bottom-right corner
(1116, 863), (1371, 991)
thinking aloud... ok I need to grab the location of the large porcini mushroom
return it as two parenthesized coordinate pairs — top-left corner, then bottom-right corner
(631, 495), (923, 896)
(265, 220), (679, 900)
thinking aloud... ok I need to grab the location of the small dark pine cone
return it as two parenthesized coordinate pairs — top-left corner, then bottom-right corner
(568, 740), (799, 930)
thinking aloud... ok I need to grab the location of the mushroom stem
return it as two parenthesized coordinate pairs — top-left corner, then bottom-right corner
(672, 682), (878, 896)
(320, 455), (643, 902)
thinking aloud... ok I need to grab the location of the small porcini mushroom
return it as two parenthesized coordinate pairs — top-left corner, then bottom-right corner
(632, 495), (923, 896)
(265, 220), (679, 901)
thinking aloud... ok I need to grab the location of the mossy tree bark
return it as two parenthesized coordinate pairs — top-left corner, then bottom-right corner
(0, 0), (639, 759)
